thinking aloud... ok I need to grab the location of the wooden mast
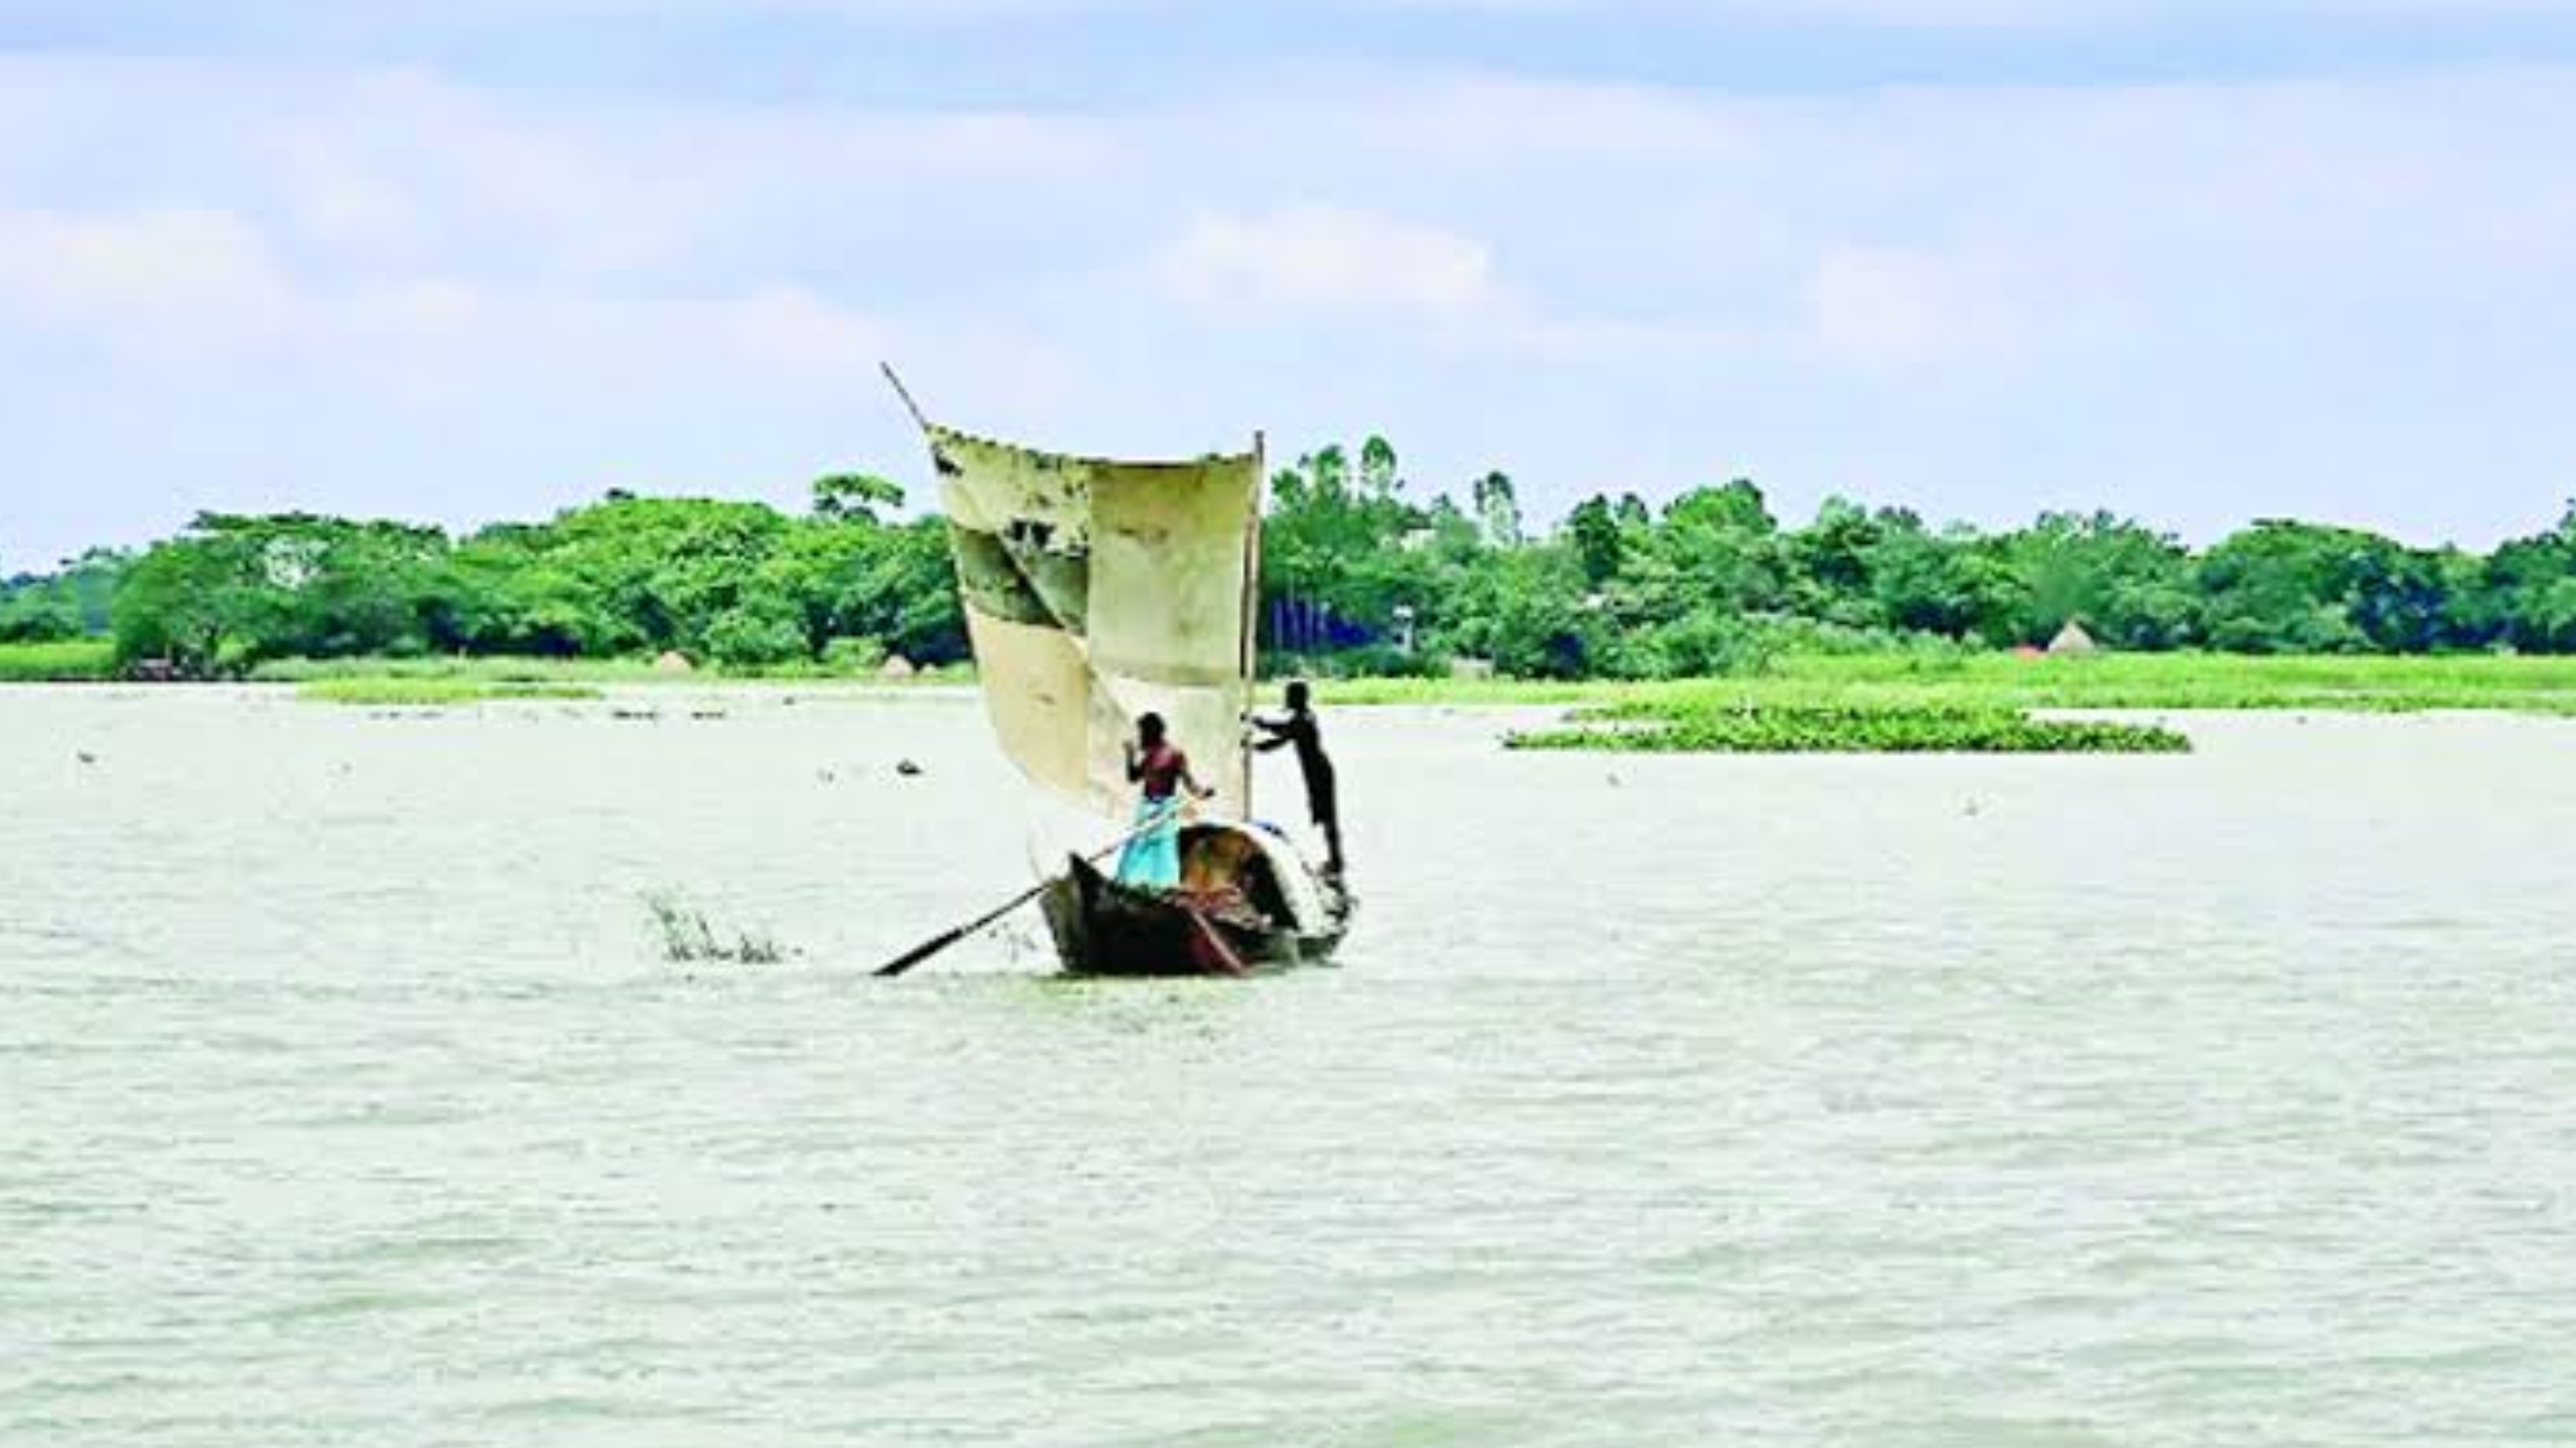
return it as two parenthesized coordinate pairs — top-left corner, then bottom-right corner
(1239, 430), (1265, 817)
(879, 361), (931, 433)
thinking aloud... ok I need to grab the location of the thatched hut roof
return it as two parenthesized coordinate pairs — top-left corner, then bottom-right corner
(2047, 620), (2099, 656)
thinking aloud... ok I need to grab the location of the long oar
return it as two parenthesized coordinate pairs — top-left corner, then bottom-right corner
(871, 876), (1067, 979)
(872, 815), (1162, 979)
(1182, 905), (1252, 977)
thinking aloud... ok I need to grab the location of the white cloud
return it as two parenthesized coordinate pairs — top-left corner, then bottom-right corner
(721, 285), (897, 380)
(1361, 0), (2568, 24)
(0, 202), (892, 384)
(360, 276), (486, 337)
(8, 47), (2576, 567)
(1810, 245), (1962, 369)
(0, 208), (301, 365)
(281, 136), (431, 260)
(1156, 204), (1508, 323)
(128, 0), (2576, 22)
(1807, 244), (2041, 372)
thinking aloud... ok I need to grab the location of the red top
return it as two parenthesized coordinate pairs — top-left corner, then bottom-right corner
(1132, 742), (1191, 800)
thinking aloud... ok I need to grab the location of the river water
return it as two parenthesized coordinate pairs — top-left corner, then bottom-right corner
(6, 686), (2575, 1445)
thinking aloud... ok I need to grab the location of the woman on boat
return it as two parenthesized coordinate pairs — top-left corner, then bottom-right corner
(1116, 712), (1213, 890)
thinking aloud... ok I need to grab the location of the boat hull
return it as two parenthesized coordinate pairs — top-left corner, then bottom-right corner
(1042, 855), (1347, 978)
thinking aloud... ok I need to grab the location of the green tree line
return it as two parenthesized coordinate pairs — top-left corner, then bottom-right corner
(4, 476), (957, 675)
(8, 440), (2576, 678)
(1257, 438), (2576, 677)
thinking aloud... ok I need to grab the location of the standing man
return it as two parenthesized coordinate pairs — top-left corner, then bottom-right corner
(1250, 680), (1344, 880)
(1117, 712), (1213, 891)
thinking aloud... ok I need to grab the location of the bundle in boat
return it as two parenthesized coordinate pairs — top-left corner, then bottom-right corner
(1045, 820), (1346, 978)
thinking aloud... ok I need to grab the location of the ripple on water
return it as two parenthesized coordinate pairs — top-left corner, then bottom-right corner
(5, 696), (2576, 1445)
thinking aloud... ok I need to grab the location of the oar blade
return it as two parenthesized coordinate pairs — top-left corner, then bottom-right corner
(871, 824), (1147, 980)
(873, 928), (962, 979)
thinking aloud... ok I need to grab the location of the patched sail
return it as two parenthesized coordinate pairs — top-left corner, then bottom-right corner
(923, 418), (1261, 820)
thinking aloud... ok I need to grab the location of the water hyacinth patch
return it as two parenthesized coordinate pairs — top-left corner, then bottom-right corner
(1508, 701), (2191, 755)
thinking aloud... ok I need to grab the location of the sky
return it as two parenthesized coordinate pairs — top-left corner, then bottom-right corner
(6, 0), (2576, 572)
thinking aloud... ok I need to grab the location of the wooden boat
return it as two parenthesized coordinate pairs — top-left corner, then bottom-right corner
(891, 369), (1350, 976)
(1042, 822), (1351, 977)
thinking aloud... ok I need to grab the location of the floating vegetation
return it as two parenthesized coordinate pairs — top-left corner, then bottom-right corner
(642, 892), (789, 965)
(296, 677), (602, 706)
(1508, 701), (2191, 755)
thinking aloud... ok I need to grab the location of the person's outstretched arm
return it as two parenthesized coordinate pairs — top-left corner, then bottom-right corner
(1247, 711), (1293, 752)
(1178, 753), (1216, 800)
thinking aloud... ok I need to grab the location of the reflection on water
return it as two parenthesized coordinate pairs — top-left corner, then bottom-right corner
(6, 686), (2576, 1445)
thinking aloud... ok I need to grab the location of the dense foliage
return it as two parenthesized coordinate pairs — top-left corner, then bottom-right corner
(8, 438), (2576, 678)
(0, 550), (122, 643)
(1252, 438), (2576, 679)
(11, 476), (958, 676)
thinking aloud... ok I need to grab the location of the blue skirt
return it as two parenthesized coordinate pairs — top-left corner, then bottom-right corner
(1114, 797), (1184, 890)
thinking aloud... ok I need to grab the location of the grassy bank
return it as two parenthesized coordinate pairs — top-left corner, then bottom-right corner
(295, 677), (604, 706)
(0, 639), (118, 682)
(1319, 652), (2576, 715)
(256, 655), (668, 687)
(25, 646), (2576, 720)
(250, 655), (974, 689)
(1763, 651), (2576, 713)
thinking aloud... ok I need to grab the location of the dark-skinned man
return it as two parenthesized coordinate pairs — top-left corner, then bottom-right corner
(1249, 679), (1344, 880)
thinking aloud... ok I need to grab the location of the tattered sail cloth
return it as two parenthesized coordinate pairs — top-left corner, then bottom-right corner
(930, 423), (1259, 819)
